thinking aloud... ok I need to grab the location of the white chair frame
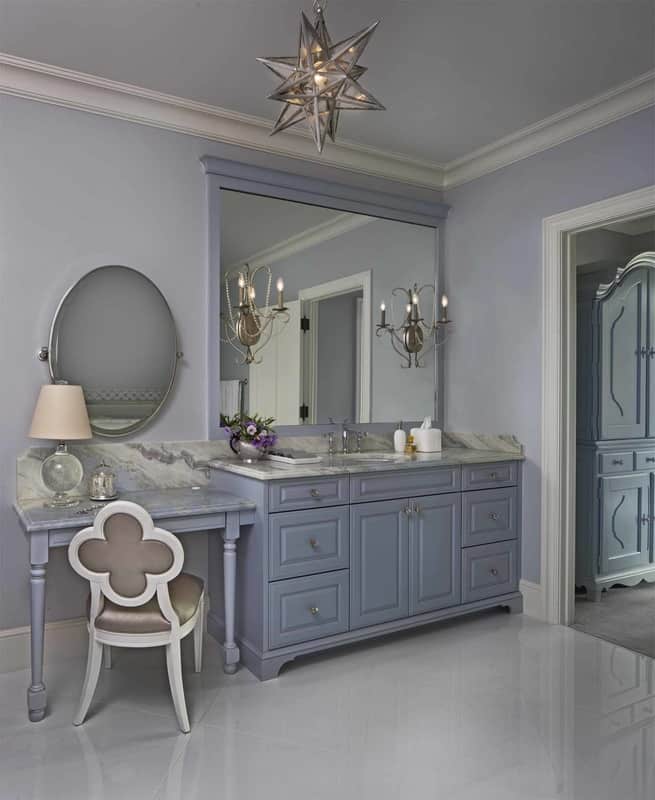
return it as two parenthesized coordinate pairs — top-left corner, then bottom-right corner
(68, 500), (205, 733)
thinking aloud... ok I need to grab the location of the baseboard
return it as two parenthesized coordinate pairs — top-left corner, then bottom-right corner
(520, 580), (545, 620)
(0, 617), (88, 674)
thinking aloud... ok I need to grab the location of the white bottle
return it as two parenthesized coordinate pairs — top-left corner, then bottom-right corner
(393, 424), (406, 453)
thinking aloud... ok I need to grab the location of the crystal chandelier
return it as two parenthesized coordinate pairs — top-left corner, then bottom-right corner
(257, 1), (385, 152)
(376, 284), (452, 368)
(222, 265), (289, 365)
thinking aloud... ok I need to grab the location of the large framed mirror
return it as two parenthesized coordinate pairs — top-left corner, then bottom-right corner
(46, 265), (180, 437)
(204, 158), (449, 436)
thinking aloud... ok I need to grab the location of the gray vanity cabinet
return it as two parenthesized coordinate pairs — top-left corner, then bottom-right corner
(600, 474), (651, 575)
(211, 460), (522, 681)
(350, 499), (410, 629)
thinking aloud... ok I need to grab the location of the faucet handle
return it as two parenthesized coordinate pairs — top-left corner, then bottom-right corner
(323, 431), (337, 455)
(355, 431), (368, 453)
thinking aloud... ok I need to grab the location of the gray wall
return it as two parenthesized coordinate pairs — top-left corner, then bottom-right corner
(0, 94), (441, 632)
(443, 107), (655, 584)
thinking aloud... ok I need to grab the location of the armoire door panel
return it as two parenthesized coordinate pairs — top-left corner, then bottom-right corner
(600, 269), (647, 440)
(600, 474), (651, 575)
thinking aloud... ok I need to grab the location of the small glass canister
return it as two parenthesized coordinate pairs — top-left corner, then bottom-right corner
(89, 462), (118, 501)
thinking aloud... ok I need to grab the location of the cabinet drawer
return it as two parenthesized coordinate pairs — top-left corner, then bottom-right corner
(461, 461), (518, 490)
(634, 451), (655, 471)
(350, 467), (460, 503)
(462, 487), (518, 547)
(599, 452), (634, 474)
(269, 476), (349, 512)
(269, 507), (349, 580)
(268, 570), (349, 649)
(462, 541), (518, 603)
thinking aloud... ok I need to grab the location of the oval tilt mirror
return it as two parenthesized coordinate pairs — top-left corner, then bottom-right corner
(47, 265), (179, 438)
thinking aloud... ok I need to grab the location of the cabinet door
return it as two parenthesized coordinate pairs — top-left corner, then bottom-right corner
(409, 494), (461, 615)
(350, 499), (409, 630)
(600, 268), (648, 439)
(600, 474), (651, 575)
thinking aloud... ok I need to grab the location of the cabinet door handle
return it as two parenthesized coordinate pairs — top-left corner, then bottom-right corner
(310, 489), (321, 499)
(488, 512), (500, 522)
(309, 537), (319, 550)
(646, 457), (655, 464)
(414, 504), (422, 515)
(309, 606), (320, 616)
(489, 568), (499, 577)
(641, 514), (650, 525)
(489, 472), (498, 480)
(649, 347), (655, 359)
(612, 459), (624, 466)
(403, 505), (412, 516)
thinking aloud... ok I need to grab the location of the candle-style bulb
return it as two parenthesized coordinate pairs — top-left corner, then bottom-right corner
(380, 302), (386, 312)
(406, 303), (412, 314)
(248, 286), (256, 300)
(412, 293), (419, 305)
(238, 275), (245, 288)
(441, 294), (449, 308)
(276, 277), (284, 292)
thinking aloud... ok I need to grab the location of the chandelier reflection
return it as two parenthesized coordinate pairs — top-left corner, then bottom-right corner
(222, 264), (289, 365)
(377, 284), (451, 368)
(258, 0), (385, 152)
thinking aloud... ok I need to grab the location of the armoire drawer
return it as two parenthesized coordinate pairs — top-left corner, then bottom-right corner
(269, 507), (350, 580)
(269, 476), (349, 512)
(461, 462), (518, 490)
(268, 570), (349, 649)
(599, 452), (634, 474)
(350, 467), (460, 503)
(634, 451), (655, 471)
(462, 541), (518, 603)
(462, 487), (518, 547)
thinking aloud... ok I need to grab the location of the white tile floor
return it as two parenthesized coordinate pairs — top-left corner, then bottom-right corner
(1, 610), (654, 800)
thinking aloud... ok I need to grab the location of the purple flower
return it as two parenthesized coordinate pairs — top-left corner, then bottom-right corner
(246, 423), (257, 436)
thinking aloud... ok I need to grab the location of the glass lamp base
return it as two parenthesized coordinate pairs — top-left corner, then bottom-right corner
(40, 444), (84, 509)
(44, 494), (81, 509)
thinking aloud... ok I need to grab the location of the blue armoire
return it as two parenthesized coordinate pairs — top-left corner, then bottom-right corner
(577, 252), (655, 600)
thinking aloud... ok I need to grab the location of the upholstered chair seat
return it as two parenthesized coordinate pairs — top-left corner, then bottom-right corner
(88, 573), (204, 634)
(68, 501), (205, 733)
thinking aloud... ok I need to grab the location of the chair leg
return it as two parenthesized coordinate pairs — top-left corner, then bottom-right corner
(193, 593), (204, 674)
(165, 638), (190, 733)
(74, 637), (103, 726)
(103, 645), (112, 670)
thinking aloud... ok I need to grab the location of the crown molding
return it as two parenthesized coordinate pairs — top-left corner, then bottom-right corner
(0, 53), (446, 190)
(1, 52), (653, 193)
(444, 70), (655, 188)
(226, 212), (374, 271)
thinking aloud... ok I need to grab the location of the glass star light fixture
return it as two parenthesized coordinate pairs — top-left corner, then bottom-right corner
(258, 0), (385, 152)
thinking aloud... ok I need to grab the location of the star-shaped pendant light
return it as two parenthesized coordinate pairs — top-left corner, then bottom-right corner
(257, 1), (385, 152)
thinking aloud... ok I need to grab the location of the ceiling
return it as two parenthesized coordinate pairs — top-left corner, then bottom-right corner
(1, 0), (653, 164)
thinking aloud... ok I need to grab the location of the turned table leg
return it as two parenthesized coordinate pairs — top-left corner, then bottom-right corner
(28, 532), (49, 722)
(222, 512), (241, 674)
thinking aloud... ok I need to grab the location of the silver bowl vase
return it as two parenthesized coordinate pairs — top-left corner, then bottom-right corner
(237, 441), (264, 463)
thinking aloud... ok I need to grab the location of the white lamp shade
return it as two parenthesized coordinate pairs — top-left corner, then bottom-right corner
(29, 385), (92, 441)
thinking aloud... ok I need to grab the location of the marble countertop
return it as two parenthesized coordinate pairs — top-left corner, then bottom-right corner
(209, 448), (524, 481)
(14, 487), (256, 533)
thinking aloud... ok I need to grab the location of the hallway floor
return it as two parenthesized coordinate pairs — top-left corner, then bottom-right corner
(572, 582), (655, 659)
(1, 610), (653, 800)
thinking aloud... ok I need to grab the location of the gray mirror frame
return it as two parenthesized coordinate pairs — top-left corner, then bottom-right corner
(202, 156), (450, 438)
(47, 265), (181, 439)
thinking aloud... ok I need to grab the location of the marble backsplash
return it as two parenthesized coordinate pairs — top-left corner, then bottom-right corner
(17, 431), (522, 501)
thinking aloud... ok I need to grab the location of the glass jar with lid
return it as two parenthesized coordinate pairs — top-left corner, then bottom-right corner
(89, 462), (118, 501)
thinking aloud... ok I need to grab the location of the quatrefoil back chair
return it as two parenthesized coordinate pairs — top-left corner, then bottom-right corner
(68, 501), (205, 733)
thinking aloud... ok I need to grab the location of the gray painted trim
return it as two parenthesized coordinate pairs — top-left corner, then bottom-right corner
(203, 157), (449, 439)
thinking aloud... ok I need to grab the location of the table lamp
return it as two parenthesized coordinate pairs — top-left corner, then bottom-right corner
(29, 384), (92, 507)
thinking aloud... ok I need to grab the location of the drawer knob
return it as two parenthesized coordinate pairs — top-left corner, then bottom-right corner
(612, 459), (624, 466)
(310, 489), (321, 499)
(489, 472), (498, 479)
(489, 567), (499, 576)
(488, 512), (500, 522)
(309, 537), (319, 550)
(309, 606), (320, 616)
